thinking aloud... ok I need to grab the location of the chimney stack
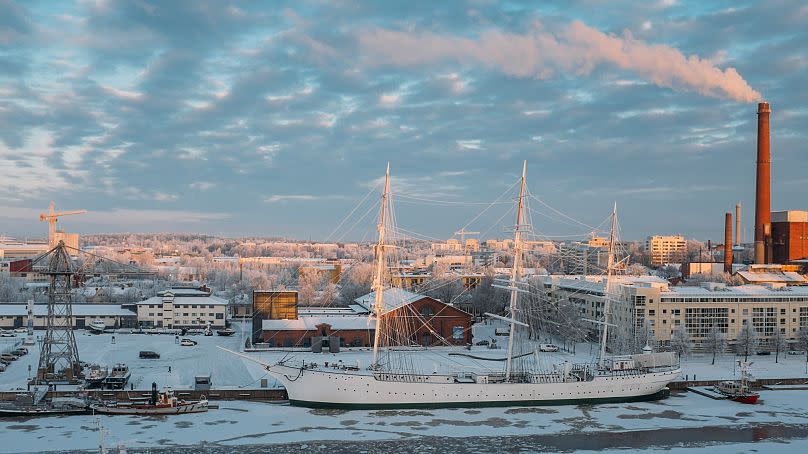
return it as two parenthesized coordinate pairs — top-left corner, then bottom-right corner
(754, 101), (771, 264)
(724, 212), (733, 273)
(735, 203), (741, 246)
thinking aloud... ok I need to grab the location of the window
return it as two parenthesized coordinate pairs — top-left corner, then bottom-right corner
(752, 307), (776, 336)
(742, 308), (749, 315)
(781, 308), (787, 315)
(685, 307), (729, 337)
(215, 313), (224, 319)
(452, 326), (464, 340)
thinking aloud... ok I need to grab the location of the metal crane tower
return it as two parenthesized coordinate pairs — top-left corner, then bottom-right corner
(36, 241), (82, 382)
(39, 202), (87, 247)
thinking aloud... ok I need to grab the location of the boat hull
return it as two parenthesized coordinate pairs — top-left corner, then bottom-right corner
(732, 394), (759, 404)
(0, 408), (90, 417)
(267, 364), (680, 409)
(91, 401), (208, 415)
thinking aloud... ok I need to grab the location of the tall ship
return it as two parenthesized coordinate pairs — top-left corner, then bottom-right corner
(232, 163), (680, 408)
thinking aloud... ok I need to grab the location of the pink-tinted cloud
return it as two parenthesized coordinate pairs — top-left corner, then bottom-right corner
(357, 21), (761, 103)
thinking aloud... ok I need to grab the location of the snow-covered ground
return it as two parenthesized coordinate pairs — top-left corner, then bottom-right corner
(2, 389), (808, 452)
(2, 320), (807, 392)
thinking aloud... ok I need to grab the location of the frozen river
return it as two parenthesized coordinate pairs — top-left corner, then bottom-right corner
(2, 324), (808, 452)
(2, 390), (808, 453)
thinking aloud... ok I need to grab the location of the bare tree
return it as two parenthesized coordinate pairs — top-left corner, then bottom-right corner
(735, 323), (758, 362)
(770, 328), (788, 363)
(798, 326), (808, 373)
(704, 323), (727, 365)
(670, 324), (692, 358)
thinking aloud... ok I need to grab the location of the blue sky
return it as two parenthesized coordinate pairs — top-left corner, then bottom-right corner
(0, 0), (806, 242)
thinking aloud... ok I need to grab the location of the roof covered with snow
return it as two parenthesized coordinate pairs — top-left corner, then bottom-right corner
(353, 288), (429, 315)
(138, 295), (228, 306)
(736, 270), (807, 284)
(262, 316), (375, 331)
(0, 303), (136, 317)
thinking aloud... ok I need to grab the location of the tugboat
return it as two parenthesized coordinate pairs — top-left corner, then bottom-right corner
(714, 361), (760, 404)
(91, 383), (209, 415)
(103, 363), (131, 389)
(216, 328), (235, 336)
(0, 388), (90, 416)
(85, 365), (108, 389)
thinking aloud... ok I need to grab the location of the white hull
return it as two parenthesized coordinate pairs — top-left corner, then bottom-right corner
(266, 363), (680, 408)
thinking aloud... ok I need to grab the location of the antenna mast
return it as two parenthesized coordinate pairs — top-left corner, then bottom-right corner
(505, 160), (527, 381)
(599, 202), (617, 368)
(371, 163), (391, 369)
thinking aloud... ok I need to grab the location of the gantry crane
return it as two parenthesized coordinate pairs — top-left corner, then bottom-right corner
(39, 202), (87, 246)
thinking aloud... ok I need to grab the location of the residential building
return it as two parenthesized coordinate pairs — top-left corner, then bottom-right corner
(137, 288), (228, 329)
(644, 235), (687, 266)
(561, 239), (609, 275)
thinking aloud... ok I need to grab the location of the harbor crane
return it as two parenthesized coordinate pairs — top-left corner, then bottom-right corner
(39, 202), (87, 246)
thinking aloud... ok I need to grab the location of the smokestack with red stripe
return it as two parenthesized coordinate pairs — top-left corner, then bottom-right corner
(754, 102), (771, 264)
(725, 212), (733, 273)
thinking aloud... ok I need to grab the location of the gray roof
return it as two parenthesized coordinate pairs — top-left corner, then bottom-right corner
(0, 303), (136, 317)
(138, 295), (228, 306)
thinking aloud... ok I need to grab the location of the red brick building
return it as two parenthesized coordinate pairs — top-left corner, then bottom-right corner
(772, 211), (808, 264)
(260, 288), (473, 348)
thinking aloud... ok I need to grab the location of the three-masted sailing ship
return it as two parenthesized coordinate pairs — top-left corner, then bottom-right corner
(231, 162), (681, 408)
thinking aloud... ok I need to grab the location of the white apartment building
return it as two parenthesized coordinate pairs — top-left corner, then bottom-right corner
(644, 235), (687, 266)
(137, 288), (228, 329)
(544, 275), (808, 349)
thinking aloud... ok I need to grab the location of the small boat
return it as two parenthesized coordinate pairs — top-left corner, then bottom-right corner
(0, 389), (90, 417)
(216, 328), (235, 336)
(714, 361), (759, 404)
(91, 384), (208, 415)
(85, 365), (108, 389)
(88, 319), (106, 334)
(103, 363), (131, 389)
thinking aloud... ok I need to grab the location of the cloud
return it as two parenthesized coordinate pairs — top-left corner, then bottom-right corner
(356, 20), (761, 103)
(264, 194), (347, 203)
(189, 182), (215, 191)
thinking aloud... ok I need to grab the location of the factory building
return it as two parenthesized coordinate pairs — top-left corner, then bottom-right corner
(772, 210), (808, 264)
(259, 288), (473, 348)
(0, 241), (50, 260)
(0, 303), (137, 330)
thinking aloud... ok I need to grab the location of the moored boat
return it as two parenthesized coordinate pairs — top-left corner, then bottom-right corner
(0, 389), (90, 417)
(91, 384), (208, 415)
(714, 361), (759, 404)
(103, 363), (131, 389)
(88, 319), (106, 334)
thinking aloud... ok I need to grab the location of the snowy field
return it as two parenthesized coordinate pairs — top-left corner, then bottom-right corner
(2, 321), (808, 392)
(1, 389), (808, 452)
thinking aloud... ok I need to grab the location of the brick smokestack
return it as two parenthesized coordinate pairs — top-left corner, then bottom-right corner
(724, 212), (733, 273)
(754, 101), (771, 264)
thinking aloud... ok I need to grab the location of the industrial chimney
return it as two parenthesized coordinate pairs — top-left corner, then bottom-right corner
(724, 212), (733, 273)
(735, 203), (741, 246)
(754, 102), (771, 264)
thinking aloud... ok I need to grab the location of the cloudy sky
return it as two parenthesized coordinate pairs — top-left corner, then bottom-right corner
(1, 0), (806, 242)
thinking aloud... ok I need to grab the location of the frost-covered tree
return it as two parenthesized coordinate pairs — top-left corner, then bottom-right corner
(670, 324), (692, 358)
(705, 323), (727, 365)
(798, 327), (808, 372)
(770, 328), (788, 363)
(735, 323), (758, 361)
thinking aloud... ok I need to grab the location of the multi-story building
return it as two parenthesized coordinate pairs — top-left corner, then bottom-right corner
(772, 210), (808, 264)
(0, 240), (49, 260)
(542, 275), (808, 349)
(644, 235), (687, 266)
(431, 239), (463, 253)
(137, 288), (228, 329)
(252, 290), (298, 341)
(561, 238), (609, 275)
(53, 231), (79, 253)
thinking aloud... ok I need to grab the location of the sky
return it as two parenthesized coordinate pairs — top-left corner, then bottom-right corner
(0, 0), (806, 243)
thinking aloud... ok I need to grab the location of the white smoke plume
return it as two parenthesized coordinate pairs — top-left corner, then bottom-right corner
(357, 21), (761, 103)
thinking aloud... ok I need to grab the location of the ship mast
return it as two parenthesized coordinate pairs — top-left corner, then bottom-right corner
(505, 160), (527, 381)
(599, 202), (617, 368)
(371, 163), (391, 369)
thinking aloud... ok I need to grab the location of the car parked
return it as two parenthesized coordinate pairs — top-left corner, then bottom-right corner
(0, 353), (18, 361)
(788, 350), (805, 355)
(475, 340), (490, 346)
(0, 331), (15, 337)
(180, 338), (198, 347)
(139, 350), (160, 359)
(0, 363), (6, 372)
(539, 344), (559, 352)
(756, 351), (771, 356)
(12, 348), (28, 356)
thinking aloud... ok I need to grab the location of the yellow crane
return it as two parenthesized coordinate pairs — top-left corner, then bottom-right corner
(39, 202), (87, 247)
